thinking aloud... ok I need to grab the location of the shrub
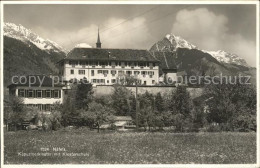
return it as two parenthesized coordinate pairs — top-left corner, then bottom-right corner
(232, 114), (256, 132)
(206, 124), (221, 132)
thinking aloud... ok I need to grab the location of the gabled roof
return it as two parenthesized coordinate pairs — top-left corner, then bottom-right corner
(7, 75), (64, 88)
(61, 48), (159, 63)
(150, 51), (177, 70)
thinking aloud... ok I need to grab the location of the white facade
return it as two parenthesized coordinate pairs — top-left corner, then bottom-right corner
(61, 60), (160, 86)
(12, 86), (63, 111)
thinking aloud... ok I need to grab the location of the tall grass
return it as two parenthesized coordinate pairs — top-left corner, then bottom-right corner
(4, 128), (256, 164)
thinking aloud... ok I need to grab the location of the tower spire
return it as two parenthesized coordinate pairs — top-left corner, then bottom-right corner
(96, 27), (101, 48)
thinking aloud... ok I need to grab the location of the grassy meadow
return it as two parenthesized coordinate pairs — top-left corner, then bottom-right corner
(4, 128), (256, 164)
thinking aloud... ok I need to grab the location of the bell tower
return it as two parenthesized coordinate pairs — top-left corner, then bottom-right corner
(96, 28), (101, 48)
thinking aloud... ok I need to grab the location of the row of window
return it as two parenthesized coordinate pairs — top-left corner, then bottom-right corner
(92, 79), (106, 83)
(18, 89), (61, 98)
(70, 69), (155, 76)
(26, 104), (53, 111)
(91, 79), (156, 85)
(68, 61), (157, 67)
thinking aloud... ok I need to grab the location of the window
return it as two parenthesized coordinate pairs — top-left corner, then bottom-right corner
(70, 69), (74, 74)
(37, 90), (42, 98)
(37, 104), (42, 110)
(92, 79), (96, 83)
(80, 61), (86, 65)
(100, 62), (108, 66)
(111, 70), (116, 77)
(81, 61), (86, 67)
(46, 90), (51, 98)
(54, 90), (59, 98)
(142, 71), (147, 77)
(112, 79), (116, 83)
(121, 62), (125, 68)
(126, 71), (132, 75)
(148, 71), (154, 78)
(18, 89), (25, 97)
(118, 71), (124, 75)
(111, 70), (117, 75)
(98, 70), (103, 74)
(46, 104), (51, 111)
(90, 62), (96, 67)
(141, 71), (147, 75)
(91, 70), (95, 76)
(79, 70), (85, 75)
(107, 80), (109, 84)
(149, 63), (154, 69)
(101, 79), (105, 83)
(148, 71), (154, 75)
(134, 71), (140, 75)
(144, 81), (147, 85)
(152, 80), (155, 84)
(130, 62), (135, 67)
(28, 90), (34, 98)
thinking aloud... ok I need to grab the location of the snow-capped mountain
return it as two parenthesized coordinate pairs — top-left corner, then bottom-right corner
(4, 22), (67, 54)
(150, 34), (249, 67)
(202, 50), (248, 67)
(165, 34), (197, 50)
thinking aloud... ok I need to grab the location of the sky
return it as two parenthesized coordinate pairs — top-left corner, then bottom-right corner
(4, 4), (257, 66)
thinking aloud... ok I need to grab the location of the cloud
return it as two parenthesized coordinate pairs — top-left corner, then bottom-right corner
(172, 8), (256, 67)
(35, 17), (152, 51)
(99, 17), (152, 49)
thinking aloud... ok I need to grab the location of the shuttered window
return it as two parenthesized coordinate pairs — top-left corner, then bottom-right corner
(28, 90), (34, 98)
(54, 90), (59, 98)
(18, 89), (25, 97)
(46, 90), (51, 98)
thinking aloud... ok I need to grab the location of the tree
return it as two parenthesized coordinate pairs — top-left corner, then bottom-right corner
(169, 86), (193, 117)
(75, 78), (93, 110)
(167, 86), (197, 132)
(204, 79), (256, 131)
(81, 102), (115, 132)
(111, 85), (133, 116)
(4, 96), (25, 131)
(60, 87), (77, 127)
(138, 91), (155, 130)
(155, 92), (164, 112)
(60, 80), (93, 127)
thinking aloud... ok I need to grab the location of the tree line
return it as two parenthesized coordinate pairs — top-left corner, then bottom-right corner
(4, 77), (256, 132)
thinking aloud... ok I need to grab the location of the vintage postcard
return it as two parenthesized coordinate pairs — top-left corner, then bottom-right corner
(1, 1), (259, 168)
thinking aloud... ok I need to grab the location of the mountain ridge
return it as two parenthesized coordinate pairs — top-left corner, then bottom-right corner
(4, 22), (68, 54)
(150, 34), (249, 67)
